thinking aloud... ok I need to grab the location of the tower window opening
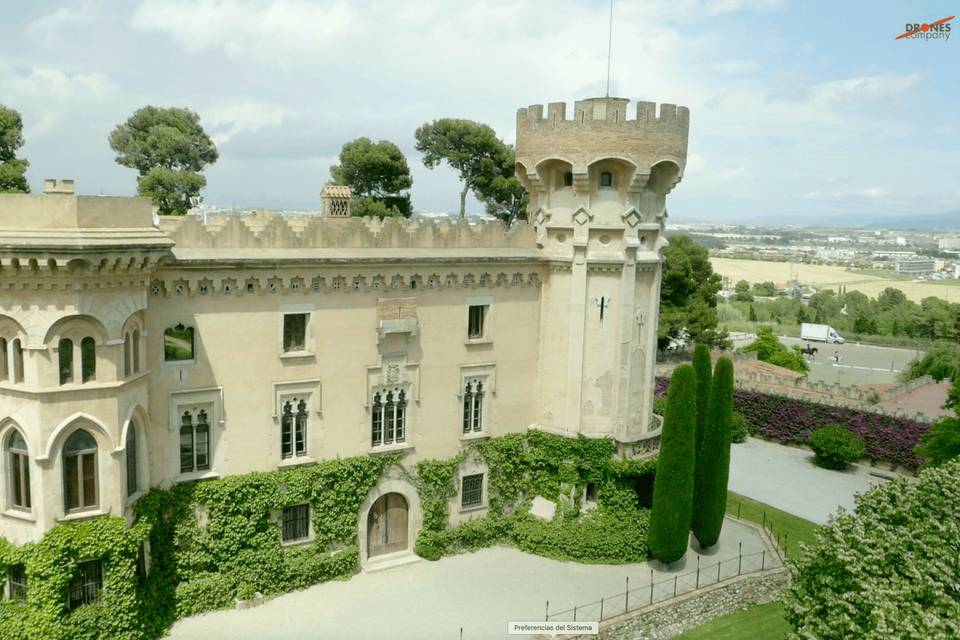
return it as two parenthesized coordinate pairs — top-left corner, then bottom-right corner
(562, 172), (573, 187)
(600, 171), (613, 188)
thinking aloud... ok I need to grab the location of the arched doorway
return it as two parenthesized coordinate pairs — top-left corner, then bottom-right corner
(367, 493), (408, 558)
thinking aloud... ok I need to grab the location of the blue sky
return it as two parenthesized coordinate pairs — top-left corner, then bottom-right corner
(1, 0), (957, 222)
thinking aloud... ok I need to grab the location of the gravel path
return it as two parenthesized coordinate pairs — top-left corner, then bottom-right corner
(729, 437), (889, 524)
(167, 519), (771, 640)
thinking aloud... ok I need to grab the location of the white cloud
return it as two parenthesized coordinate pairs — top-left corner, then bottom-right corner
(807, 73), (921, 107)
(203, 102), (290, 145)
(26, 1), (101, 43)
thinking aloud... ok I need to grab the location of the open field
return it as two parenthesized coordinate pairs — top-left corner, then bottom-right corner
(711, 258), (960, 303)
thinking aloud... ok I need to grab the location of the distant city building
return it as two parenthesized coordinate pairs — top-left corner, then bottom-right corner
(938, 237), (960, 251)
(895, 258), (936, 276)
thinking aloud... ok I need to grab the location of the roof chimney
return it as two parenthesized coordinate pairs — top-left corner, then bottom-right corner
(43, 179), (76, 195)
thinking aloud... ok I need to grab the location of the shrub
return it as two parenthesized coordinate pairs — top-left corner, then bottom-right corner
(808, 425), (864, 470)
(691, 357), (734, 548)
(510, 504), (650, 564)
(741, 326), (809, 374)
(730, 411), (750, 443)
(648, 365), (697, 563)
(915, 416), (960, 467)
(785, 459), (960, 639)
(653, 395), (669, 417)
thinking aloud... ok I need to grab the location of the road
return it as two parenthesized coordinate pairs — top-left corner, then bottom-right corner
(729, 438), (888, 525)
(168, 520), (772, 640)
(780, 337), (920, 386)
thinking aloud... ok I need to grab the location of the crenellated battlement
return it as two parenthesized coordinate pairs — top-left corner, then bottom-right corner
(159, 211), (537, 251)
(517, 97), (689, 132)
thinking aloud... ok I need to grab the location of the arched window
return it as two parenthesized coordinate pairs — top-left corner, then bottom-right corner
(563, 171), (573, 187)
(63, 429), (98, 512)
(124, 333), (132, 377)
(280, 399), (309, 459)
(600, 171), (613, 188)
(0, 337), (7, 381)
(59, 338), (74, 385)
(462, 380), (484, 434)
(81, 337), (96, 383)
(12, 339), (23, 384)
(179, 410), (210, 474)
(295, 399), (308, 457)
(126, 424), (138, 496)
(132, 330), (141, 373)
(8, 431), (31, 510)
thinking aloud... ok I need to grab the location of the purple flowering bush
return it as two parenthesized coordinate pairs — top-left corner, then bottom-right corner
(654, 377), (930, 471)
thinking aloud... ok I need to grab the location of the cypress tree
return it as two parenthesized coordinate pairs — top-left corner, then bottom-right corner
(691, 344), (712, 536)
(691, 356), (734, 548)
(648, 364), (697, 563)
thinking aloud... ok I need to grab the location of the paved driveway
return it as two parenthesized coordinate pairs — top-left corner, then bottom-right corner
(168, 519), (770, 640)
(729, 437), (889, 524)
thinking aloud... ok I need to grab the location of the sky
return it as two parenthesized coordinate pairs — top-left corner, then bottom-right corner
(0, 0), (957, 223)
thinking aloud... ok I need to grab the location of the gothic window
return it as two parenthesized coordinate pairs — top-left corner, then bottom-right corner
(282, 313), (308, 353)
(164, 324), (195, 362)
(12, 339), (23, 383)
(462, 380), (485, 434)
(124, 333), (132, 377)
(7, 431), (30, 510)
(126, 424), (138, 496)
(132, 330), (141, 373)
(0, 337), (7, 381)
(461, 473), (484, 509)
(600, 171), (613, 188)
(281, 504), (310, 543)
(6, 564), (27, 602)
(281, 399), (308, 459)
(468, 305), (487, 339)
(63, 429), (97, 513)
(563, 171), (573, 187)
(80, 337), (96, 383)
(179, 410), (210, 474)
(58, 338), (73, 385)
(371, 388), (407, 448)
(67, 560), (102, 609)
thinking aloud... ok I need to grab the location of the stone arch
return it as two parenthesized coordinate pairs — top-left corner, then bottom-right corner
(0, 417), (33, 456)
(42, 314), (109, 346)
(39, 412), (114, 463)
(640, 160), (683, 219)
(357, 465), (423, 569)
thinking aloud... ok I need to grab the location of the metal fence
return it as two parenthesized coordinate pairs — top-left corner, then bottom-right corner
(544, 546), (780, 623)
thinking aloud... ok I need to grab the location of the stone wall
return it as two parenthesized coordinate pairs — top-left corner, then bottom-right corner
(595, 569), (790, 640)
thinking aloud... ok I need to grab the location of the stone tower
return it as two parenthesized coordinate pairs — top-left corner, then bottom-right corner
(516, 97), (689, 448)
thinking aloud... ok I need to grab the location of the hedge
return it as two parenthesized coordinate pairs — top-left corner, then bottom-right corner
(648, 365), (697, 563)
(655, 376), (930, 471)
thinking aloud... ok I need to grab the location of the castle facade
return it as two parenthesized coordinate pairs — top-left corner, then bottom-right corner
(0, 97), (688, 570)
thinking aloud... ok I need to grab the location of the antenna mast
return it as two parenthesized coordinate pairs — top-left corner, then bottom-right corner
(605, 0), (614, 97)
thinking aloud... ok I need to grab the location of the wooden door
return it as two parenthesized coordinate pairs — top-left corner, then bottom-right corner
(367, 493), (408, 558)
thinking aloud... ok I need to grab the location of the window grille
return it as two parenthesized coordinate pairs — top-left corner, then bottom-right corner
(67, 560), (102, 609)
(7, 564), (27, 602)
(461, 474), (483, 508)
(282, 504), (310, 542)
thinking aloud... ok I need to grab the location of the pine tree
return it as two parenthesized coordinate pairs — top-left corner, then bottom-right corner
(691, 357), (734, 548)
(648, 364), (698, 563)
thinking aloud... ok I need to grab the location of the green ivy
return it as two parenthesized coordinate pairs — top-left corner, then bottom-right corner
(0, 453), (396, 639)
(415, 431), (657, 564)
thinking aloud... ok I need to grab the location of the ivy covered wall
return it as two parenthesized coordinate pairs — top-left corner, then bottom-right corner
(0, 431), (655, 639)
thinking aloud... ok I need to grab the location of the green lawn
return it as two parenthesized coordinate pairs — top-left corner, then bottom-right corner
(674, 601), (791, 640)
(726, 491), (819, 562)
(671, 494), (820, 639)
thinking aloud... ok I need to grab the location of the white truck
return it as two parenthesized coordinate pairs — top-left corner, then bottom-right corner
(800, 323), (845, 344)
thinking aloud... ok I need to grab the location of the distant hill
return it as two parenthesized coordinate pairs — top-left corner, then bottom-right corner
(713, 210), (960, 231)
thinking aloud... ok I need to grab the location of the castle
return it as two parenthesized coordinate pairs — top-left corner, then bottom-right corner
(0, 97), (688, 571)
